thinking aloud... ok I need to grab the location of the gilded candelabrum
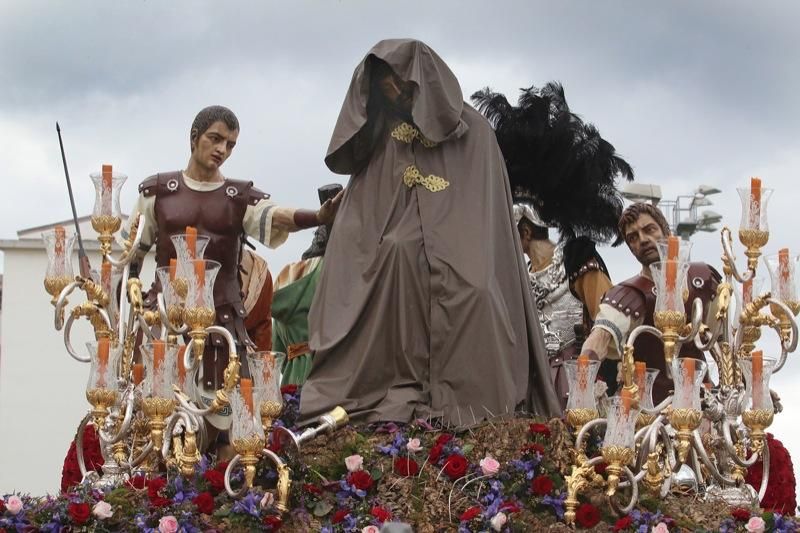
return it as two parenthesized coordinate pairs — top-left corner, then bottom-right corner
(91, 214), (122, 256)
(86, 387), (118, 429)
(741, 409), (774, 455)
(601, 445), (636, 497)
(44, 275), (73, 306)
(71, 301), (114, 339)
(564, 461), (598, 526)
(653, 310), (686, 368)
(233, 434), (265, 489)
(184, 306), (216, 360)
(668, 407), (702, 464)
(172, 428), (201, 477)
(142, 397), (176, 454)
(565, 408), (598, 435)
(771, 300), (800, 344)
(738, 228), (769, 272)
(260, 400), (283, 435)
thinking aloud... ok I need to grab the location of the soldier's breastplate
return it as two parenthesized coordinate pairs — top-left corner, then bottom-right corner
(627, 266), (715, 403)
(530, 248), (584, 354)
(154, 174), (248, 307)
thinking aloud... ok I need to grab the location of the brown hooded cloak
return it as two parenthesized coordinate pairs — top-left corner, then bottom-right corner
(299, 39), (561, 425)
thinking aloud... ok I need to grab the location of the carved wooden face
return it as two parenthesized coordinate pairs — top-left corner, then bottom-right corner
(190, 120), (239, 172)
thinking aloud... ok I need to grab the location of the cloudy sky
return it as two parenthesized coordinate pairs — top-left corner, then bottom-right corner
(2, 0), (799, 493)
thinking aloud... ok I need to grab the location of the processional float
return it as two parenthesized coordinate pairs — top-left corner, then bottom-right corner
(43, 164), (347, 514)
(562, 178), (799, 524)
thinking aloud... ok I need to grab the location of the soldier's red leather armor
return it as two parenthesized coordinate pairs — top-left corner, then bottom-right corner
(601, 262), (721, 402)
(139, 171), (270, 388)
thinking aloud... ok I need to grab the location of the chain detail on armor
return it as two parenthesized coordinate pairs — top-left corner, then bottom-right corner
(391, 122), (438, 148)
(529, 244), (584, 356)
(402, 165), (450, 193)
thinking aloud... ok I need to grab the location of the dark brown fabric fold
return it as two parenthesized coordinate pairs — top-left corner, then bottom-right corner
(300, 39), (561, 426)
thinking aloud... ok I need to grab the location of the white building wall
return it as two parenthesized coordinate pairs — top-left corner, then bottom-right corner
(0, 225), (153, 494)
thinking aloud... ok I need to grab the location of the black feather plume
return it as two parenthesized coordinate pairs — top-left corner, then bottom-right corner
(472, 83), (634, 245)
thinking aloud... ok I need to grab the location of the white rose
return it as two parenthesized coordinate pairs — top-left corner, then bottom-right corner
(92, 500), (113, 520)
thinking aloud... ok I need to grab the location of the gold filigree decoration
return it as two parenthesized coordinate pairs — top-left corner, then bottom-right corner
(390, 122), (437, 148)
(402, 165), (450, 193)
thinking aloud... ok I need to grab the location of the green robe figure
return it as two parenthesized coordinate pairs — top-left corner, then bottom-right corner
(272, 226), (328, 385)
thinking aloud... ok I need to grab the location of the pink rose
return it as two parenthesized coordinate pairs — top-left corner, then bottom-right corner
(6, 495), (23, 515)
(745, 516), (766, 533)
(479, 456), (500, 476)
(651, 523), (670, 533)
(158, 515), (179, 533)
(261, 491), (275, 509)
(362, 527), (381, 533)
(490, 511), (508, 531)
(344, 454), (364, 472)
(406, 438), (423, 453)
(92, 500), (113, 519)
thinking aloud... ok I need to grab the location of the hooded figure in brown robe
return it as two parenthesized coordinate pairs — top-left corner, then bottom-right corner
(299, 39), (561, 426)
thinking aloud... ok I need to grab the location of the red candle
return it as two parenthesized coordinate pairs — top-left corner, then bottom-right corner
(169, 258), (178, 282)
(577, 353), (589, 391)
(152, 340), (165, 373)
(635, 361), (646, 399)
(177, 345), (187, 387)
(240, 378), (254, 414)
(101, 261), (112, 292)
(742, 278), (753, 305)
(665, 236), (679, 291)
(751, 350), (763, 409)
(133, 363), (144, 386)
(101, 164), (113, 216)
(778, 248), (791, 297)
(621, 388), (633, 415)
(193, 259), (206, 305)
(186, 226), (198, 259)
(683, 358), (696, 388)
(54, 226), (66, 275)
(97, 337), (110, 388)
(750, 177), (762, 230)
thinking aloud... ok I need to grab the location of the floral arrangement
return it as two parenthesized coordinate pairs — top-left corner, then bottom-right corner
(2, 386), (798, 532)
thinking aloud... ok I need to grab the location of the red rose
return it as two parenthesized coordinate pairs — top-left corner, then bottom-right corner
(731, 508), (750, 522)
(68, 502), (91, 525)
(331, 508), (350, 524)
(522, 443), (545, 456)
(428, 444), (444, 464)
(460, 506), (482, 521)
(594, 462), (607, 476)
(613, 515), (633, 531)
(529, 423), (550, 437)
(215, 461), (230, 473)
(500, 501), (521, 514)
(0, 499), (5, 513)
(126, 475), (147, 490)
(347, 470), (373, 491)
(280, 384), (298, 395)
(193, 491), (215, 514)
(443, 454), (469, 480)
(370, 506), (391, 522)
(531, 475), (554, 496)
(576, 503), (601, 528)
(746, 434), (797, 514)
(146, 477), (172, 508)
(436, 433), (454, 446)
(60, 425), (104, 493)
(263, 515), (283, 531)
(303, 483), (323, 495)
(203, 469), (226, 494)
(394, 457), (420, 477)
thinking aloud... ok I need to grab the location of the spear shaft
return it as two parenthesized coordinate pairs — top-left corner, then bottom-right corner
(56, 122), (91, 278)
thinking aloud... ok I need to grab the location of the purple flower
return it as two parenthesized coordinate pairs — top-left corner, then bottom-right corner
(541, 491), (566, 520)
(232, 491), (261, 518)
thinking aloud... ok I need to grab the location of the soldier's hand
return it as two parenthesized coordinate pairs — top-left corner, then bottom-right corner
(317, 189), (344, 225)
